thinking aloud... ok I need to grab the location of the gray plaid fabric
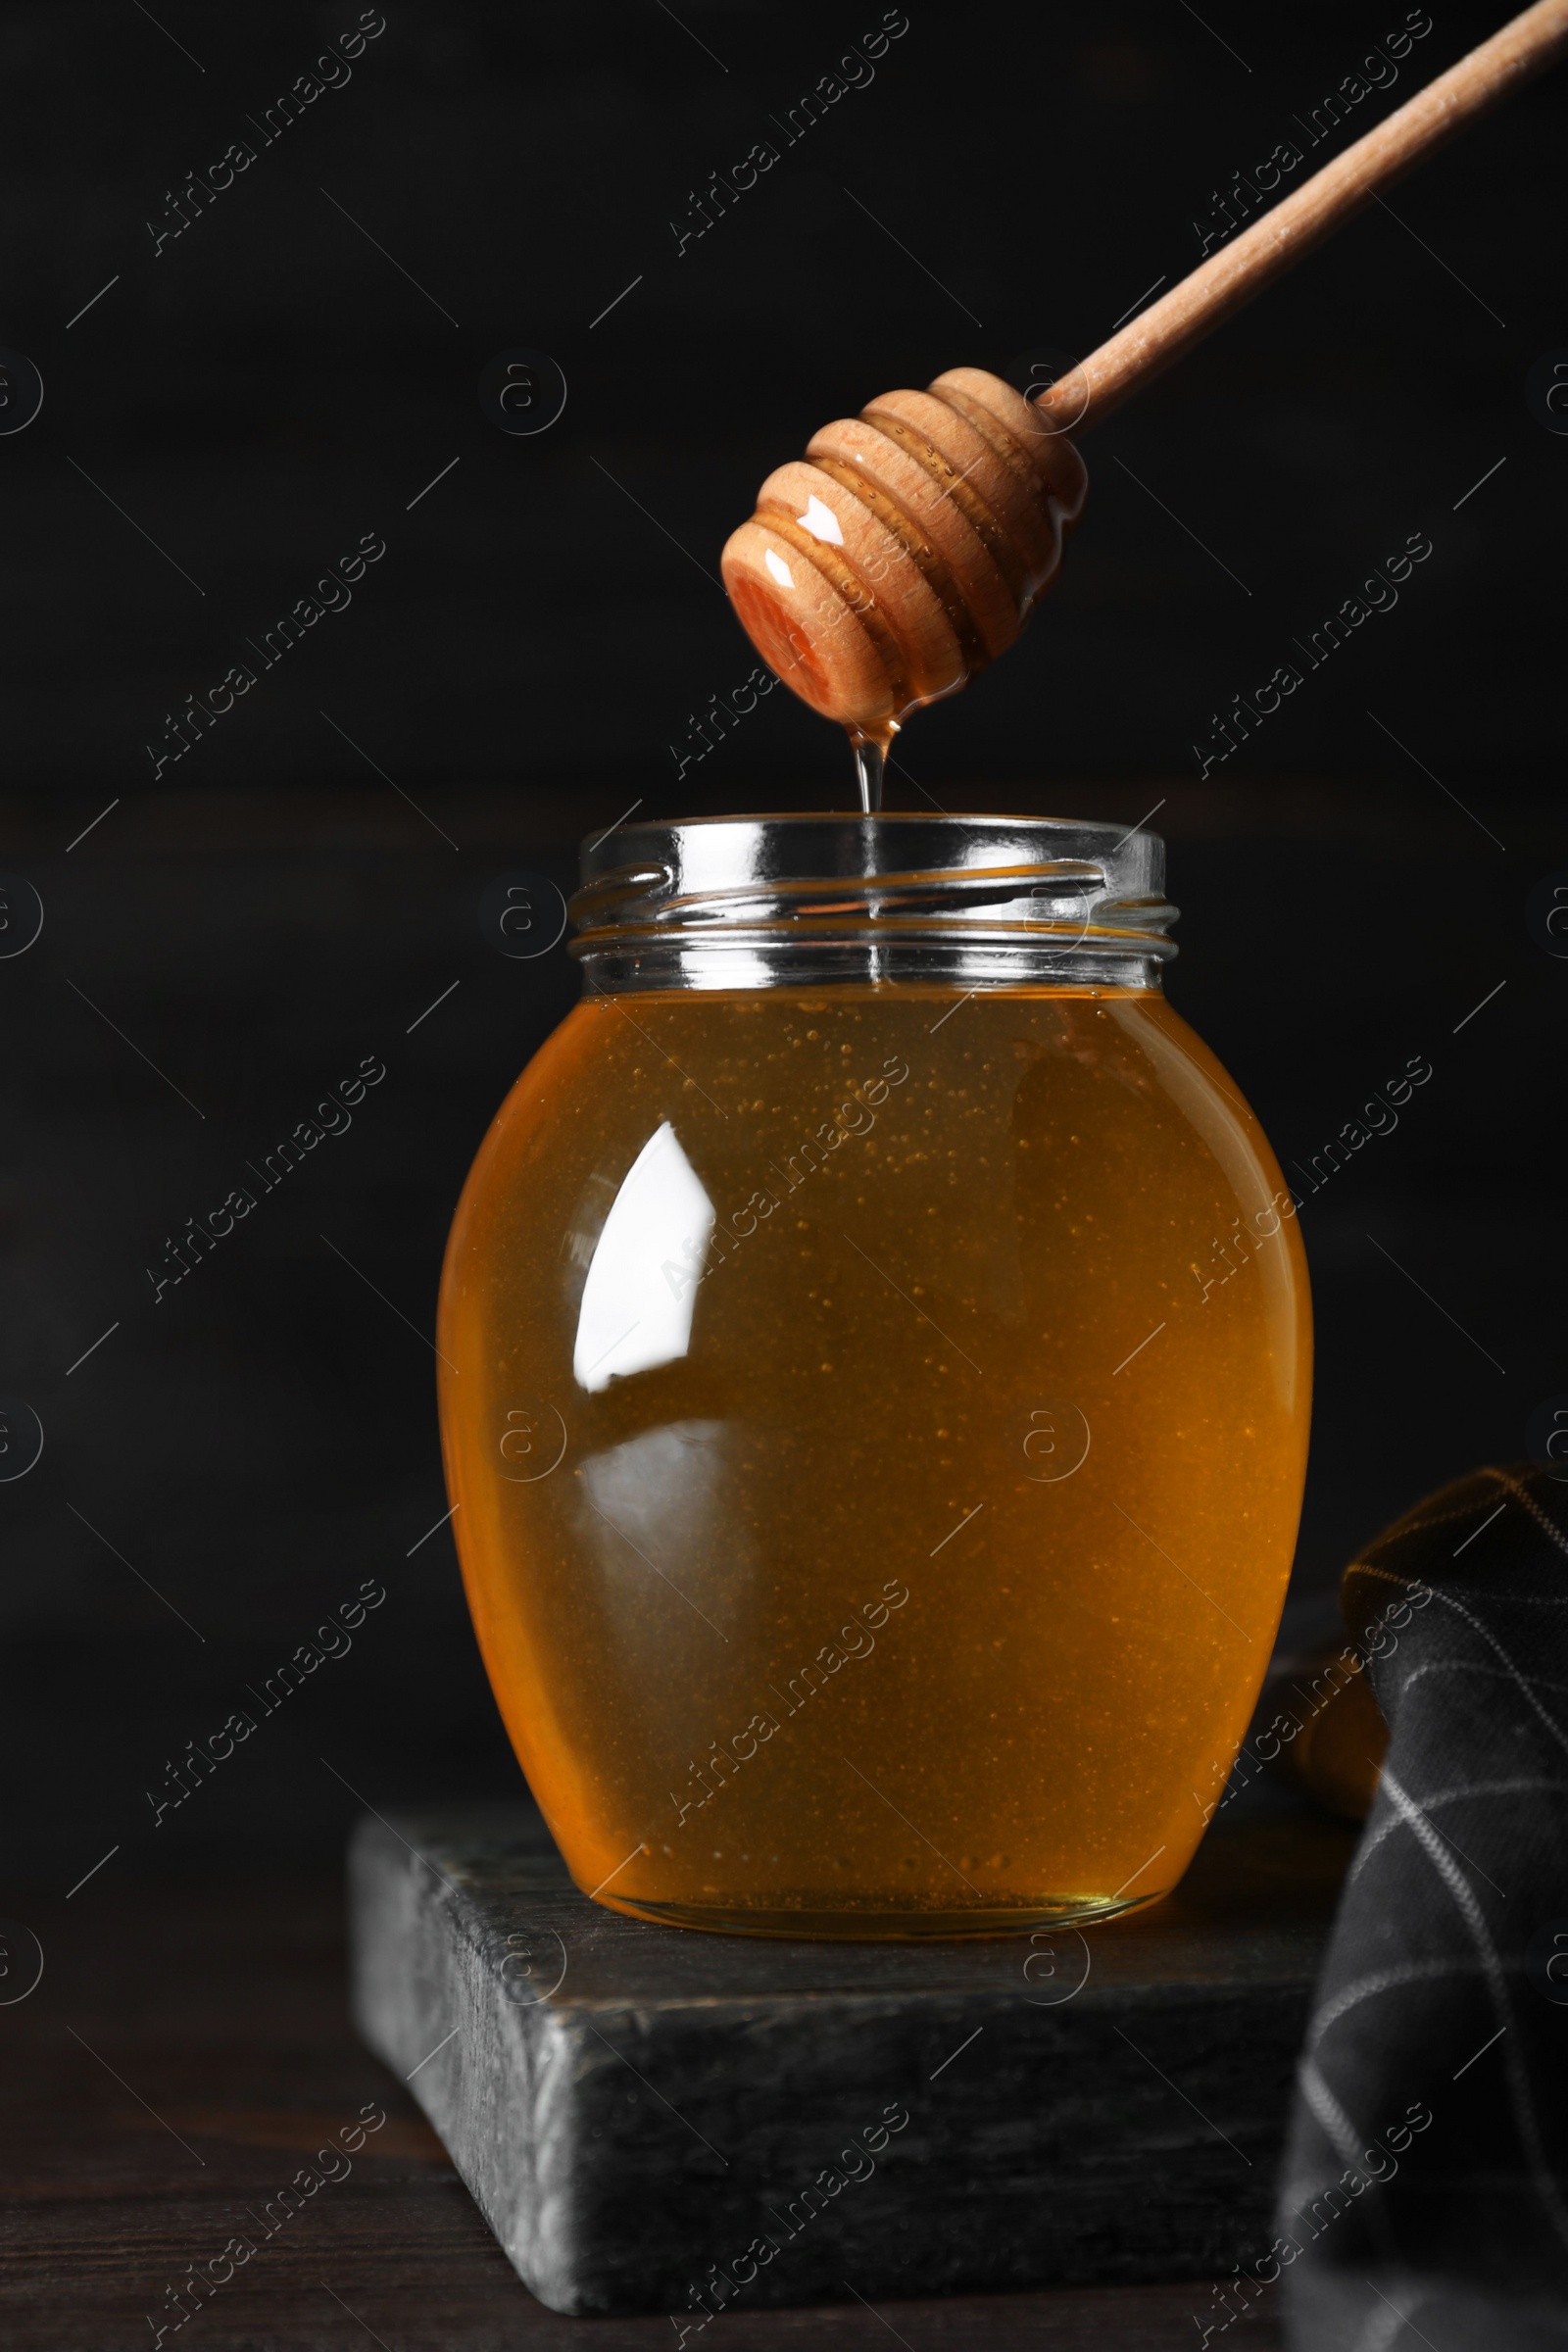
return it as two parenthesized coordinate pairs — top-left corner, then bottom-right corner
(1276, 1464), (1568, 2349)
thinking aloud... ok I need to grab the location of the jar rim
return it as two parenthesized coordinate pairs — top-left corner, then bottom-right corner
(569, 809), (1177, 995)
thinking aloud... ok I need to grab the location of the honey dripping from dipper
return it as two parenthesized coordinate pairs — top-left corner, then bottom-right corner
(720, 368), (1089, 810)
(720, 7), (1568, 794)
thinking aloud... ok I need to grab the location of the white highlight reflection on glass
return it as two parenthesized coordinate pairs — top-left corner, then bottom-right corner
(573, 1121), (714, 1394)
(764, 548), (794, 589)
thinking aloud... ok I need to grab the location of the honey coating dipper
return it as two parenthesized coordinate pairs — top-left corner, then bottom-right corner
(721, 0), (1568, 806)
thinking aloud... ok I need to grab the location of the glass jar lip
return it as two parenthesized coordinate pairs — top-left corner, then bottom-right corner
(569, 809), (1177, 994)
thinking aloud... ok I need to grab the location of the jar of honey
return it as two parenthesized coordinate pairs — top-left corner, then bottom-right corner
(437, 813), (1310, 1937)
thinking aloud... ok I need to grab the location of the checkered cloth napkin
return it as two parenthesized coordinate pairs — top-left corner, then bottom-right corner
(1277, 1463), (1568, 2349)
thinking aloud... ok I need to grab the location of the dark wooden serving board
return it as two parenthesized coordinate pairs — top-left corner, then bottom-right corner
(349, 1804), (1352, 2319)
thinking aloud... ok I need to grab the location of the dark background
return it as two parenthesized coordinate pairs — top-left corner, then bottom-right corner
(2, 0), (1564, 1882)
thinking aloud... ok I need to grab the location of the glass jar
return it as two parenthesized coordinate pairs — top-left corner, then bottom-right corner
(437, 813), (1310, 1938)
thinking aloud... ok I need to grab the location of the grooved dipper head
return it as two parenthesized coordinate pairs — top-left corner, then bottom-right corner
(721, 368), (1088, 738)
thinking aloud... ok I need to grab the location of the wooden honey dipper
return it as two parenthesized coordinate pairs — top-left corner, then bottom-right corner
(720, 0), (1568, 808)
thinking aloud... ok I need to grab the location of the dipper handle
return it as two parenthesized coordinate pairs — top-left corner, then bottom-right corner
(1042, 0), (1568, 431)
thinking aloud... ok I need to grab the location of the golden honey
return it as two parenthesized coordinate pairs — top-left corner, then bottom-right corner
(437, 978), (1310, 1937)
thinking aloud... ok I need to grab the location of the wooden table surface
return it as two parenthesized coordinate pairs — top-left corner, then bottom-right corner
(2, 1870), (1284, 2349)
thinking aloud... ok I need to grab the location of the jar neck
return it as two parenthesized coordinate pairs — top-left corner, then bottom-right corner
(568, 813), (1178, 996)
